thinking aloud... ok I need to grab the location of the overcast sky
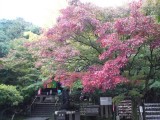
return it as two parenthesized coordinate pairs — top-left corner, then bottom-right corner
(0, 0), (134, 27)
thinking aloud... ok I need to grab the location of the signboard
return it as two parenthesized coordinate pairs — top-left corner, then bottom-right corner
(118, 100), (132, 119)
(81, 105), (99, 116)
(100, 97), (112, 105)
(57, 111), (66, 120)
(84, 107), (99, 115)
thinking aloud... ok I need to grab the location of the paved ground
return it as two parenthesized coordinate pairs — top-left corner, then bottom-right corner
(24, 117), (50, 120)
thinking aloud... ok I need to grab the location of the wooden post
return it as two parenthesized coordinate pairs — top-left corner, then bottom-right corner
(108, 105), (111, 118)
(69, 114), (72, 120)
(39, 96), (43, 102)
(116, 115), (120, 120)
(105, 105), (108, 118)
(116, 105), (120, 120)
(100, 105), (104, 117)
(75, 112), (80, 120)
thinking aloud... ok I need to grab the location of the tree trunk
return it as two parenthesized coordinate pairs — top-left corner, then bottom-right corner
(131, 99), (139, 120)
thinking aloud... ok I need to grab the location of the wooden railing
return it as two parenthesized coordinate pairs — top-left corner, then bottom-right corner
(27, 96), (38, 115)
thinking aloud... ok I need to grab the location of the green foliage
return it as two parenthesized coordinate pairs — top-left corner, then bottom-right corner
(150, 81), (160, 88)
(0, 84), (23, 106)
(0, 60), (2, 64)
(0, 42), (9, 57)
(128, 89), (142, 100)
(143, 0), (160, 22)
(50, 6), (127, 73)
(62, 25), (103, 72)
(113, 94), (125, 105)
(0, 38), (43, 108)
(0, 1), (160, 112)
(21, 81), (43, 101)
(0, 38), (41, 87)
(72, 80), (83, 89)
(0, 18), (41, 57)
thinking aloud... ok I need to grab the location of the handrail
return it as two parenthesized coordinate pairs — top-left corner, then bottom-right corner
(27, 96), (38, 114)
(30, 96), (38, 107)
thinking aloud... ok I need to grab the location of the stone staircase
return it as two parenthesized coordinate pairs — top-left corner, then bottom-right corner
(144, 103), (160, 120)
(30, 103), (60, 117)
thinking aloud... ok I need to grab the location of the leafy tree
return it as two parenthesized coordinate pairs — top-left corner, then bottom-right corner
(14, 1), (160, 119)
(0, 18), (41, 57)
(28, 2), (130, 88)
(0, 38), (42, 106)
(0, 84), (23, 120)
(143, 0), (160, 22)
(0, 84), (23, 106)
(27, 1), (160, 119)
(0, 38), (40, 86)
(43, 1), (132, 91)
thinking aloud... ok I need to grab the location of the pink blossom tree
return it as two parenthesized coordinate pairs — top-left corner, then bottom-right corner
(45, 0), (159, 91)
(27, 1), (160, 119)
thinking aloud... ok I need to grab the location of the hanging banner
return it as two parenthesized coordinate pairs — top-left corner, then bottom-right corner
(52, 81), (57, 88)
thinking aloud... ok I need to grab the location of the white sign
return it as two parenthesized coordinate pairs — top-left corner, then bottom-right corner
(100, 97), (112, 105)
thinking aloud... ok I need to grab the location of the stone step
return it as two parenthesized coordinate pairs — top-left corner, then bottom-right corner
(34, 106), (56, 110)
(31, 114), (52, 116)
(30, 112), (53, 116)
(31, 110), (54, 113)
(33, 108), (56, 111)
(35, 104), (58, 106)
(30, 103), (58, 117)
(30, 114), (52, 117)
(33, 107), (55, 110)
(31, 110), (54, 112)
(24, 117), (49, 120)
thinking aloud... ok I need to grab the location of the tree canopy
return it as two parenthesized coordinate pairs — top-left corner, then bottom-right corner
(0, 18), (41, 57)
(0, 84), (23, 106)
(28, 1), (160, 93)
(0, 1), (160, 119)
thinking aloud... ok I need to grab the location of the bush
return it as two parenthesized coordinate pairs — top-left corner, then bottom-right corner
(0, 84), (23, 106)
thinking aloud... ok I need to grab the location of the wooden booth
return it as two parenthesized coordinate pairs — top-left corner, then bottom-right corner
(36, 78), (62, 103)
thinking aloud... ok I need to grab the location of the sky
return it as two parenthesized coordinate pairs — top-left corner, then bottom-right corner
(0, 0), (133, 28)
